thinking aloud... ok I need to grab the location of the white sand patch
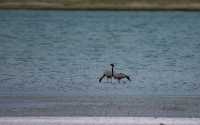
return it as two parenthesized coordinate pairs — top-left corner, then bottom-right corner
(0, 117), (200, 125)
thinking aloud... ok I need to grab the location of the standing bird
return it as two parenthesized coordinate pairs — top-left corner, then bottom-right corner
(99, 64), (114, 83)
(113, 72), (131, 83)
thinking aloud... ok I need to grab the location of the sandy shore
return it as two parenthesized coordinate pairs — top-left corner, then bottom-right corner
(0, 96), (200, 117)
(0, 117), (200, 125)
(0, 0), (200, 10)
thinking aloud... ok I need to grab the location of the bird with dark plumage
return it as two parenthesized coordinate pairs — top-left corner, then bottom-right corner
(113, 72), (131, 83)
(99, 64), (131, 83)
(99, 64), (114, 83)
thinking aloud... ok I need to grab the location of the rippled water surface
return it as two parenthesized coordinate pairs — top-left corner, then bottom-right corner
(0, 11), (200, 96)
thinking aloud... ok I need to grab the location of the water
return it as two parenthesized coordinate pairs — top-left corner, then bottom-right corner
(0, 10), (200, 96)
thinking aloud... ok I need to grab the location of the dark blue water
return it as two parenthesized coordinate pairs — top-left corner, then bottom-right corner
(0, 11), (200, 96)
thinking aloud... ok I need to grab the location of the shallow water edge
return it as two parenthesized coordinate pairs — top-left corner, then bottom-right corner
(0, 96), (199, 117)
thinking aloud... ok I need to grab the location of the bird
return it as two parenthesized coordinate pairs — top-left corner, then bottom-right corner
(99, 64), (115, 83)
(113, 72), (131, 83)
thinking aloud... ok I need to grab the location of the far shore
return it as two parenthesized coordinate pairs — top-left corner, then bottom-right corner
(1, 0), (200, 10)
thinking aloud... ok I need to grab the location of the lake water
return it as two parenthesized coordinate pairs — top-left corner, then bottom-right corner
(0, 10), (200, 97)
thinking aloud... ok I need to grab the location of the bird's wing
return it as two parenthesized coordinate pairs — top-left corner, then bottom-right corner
(104, 70), (112, 76)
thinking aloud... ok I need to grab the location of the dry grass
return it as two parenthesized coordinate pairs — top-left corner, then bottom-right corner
(0, 0), (200, 10)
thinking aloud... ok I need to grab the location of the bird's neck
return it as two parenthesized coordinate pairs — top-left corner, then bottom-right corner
(111, 67), (114, 76)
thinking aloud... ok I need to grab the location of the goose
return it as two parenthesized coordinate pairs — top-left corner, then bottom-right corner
(113, 72), (131, 83)
(99, 64), (114, 83)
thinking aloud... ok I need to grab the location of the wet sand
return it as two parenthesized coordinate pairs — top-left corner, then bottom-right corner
(0, 96), (199, 117)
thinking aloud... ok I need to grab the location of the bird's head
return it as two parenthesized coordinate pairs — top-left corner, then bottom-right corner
(110, 64), (115, 67)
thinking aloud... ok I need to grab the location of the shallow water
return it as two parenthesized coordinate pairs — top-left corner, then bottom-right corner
(0, 11), (200, 96)
(0, 96), (200, 117)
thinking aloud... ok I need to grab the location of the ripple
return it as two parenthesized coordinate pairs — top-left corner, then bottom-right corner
(0, 11), (200, 96)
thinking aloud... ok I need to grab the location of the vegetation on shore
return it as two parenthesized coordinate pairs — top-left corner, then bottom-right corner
(0, 0), (200, 10)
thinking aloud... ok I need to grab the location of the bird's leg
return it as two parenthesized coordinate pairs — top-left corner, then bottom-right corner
(118, 79), (120, 83)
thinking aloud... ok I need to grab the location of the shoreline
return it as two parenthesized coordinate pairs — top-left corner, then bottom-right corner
(1, 8), (200, 11)
(0, 95), (200, 117)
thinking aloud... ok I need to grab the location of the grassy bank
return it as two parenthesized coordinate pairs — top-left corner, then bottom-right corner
(0, 0), (200, 10)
